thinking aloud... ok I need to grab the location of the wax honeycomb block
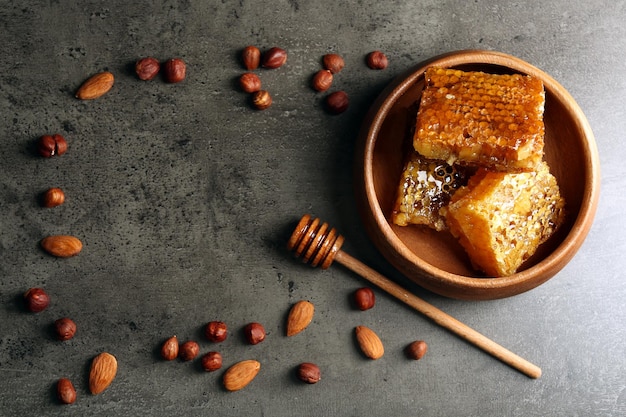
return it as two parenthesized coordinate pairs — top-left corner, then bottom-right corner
(442, 161), (565, 276)
(391, 152), (471, 231)
(413, 67), (545, 172)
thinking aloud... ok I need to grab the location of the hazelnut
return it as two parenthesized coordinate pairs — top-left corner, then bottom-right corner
(243, 322), (266, 345)
(241, 45), (261, 70)
(239, 72), (262, 93)
(37, 134), (67, 157)
(24, 287), (50, 313)
(201, 351), (223, 372)
(251, 90), (272, 110)
(296, 362), (321, 384)
(405, 340), (428, 360)
(353, 287), (375, 311)
(179, 340), (199, 361)
(163, 58), (186, 83)
(54, 317), (77, 341)
(205, 321), (228, 343)
(57, 378), (77, 405)
(42, 187), (65, 208)
(312, 70), (333, 92)
(135, 57), (160, 80)
(261, 47), (287, 69)
(322, 53), (345, 74)
(160, 336), (179, 361)
(366, 50), (388, 70)
(325, 90), (349, 114)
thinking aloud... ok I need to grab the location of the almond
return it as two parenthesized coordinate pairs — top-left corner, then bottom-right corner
(40, 235), (83, 258)
(223, 359), (261, 391)
(286, 300), (314, 337)
(355, 325), (384, 360)
(76, 71), (114, 100)
(89, 352), (117, 395)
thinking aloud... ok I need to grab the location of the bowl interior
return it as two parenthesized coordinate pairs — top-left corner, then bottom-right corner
(359, 51), (600, 298)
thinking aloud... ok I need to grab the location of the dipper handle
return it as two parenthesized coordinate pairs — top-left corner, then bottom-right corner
(287, 214), (542, 379)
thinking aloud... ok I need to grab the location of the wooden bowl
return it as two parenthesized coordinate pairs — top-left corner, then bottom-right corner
(355, 50), (601, 300)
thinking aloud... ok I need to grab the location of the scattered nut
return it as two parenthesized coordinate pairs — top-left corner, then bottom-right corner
(57, 378), (77, 404)
(40, 235), (83, 258)
(239, 72), (262, 93)
(54, 317), (77, 341)
(179, 340), (200, 361)
(160, 336), (179, 361)
(355, 325), (384, 360)
(296, 362), (321, 384)
(205, 321), (228, 343)
(325, 90), (349, 114)
(243, 322), (266, 345)
(135, 57), (160, 80)
(312, 69), (333, 92)
(286, 300), (315, 337)
(353, 287), (375, 311)
(89, 352), (117, 395)
(24, 287), (50, 313)
(163, 58), (186, 83)
(251, 90), (272, 110)
(223, 359), (261, 391)
(366, 50), (388, 70)
(201, 351), (223, 372)
(241, 45), (261, 70)
(261, 47), (287, 69)
(42, 187), (65, 208)
(76, 71), (115, 100)
(37, 134), (67, 157)
(405, 340), (428, 360)
(322, 53), (345, 74)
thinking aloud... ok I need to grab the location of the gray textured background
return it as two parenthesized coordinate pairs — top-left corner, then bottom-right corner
(1, 1), (624, 416)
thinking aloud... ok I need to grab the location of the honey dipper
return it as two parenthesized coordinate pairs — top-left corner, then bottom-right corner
(287, 214), (542, 379)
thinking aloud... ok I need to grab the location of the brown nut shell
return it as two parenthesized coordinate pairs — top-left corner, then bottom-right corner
(57, 378), (77, 404)
(42, 187), (65, 208)
(24, 287), (50, 313)
(312, 70), (333, 92)
(54, 317), (77, 341)
(322, 53), (345, 74)
(135, 57), (160, 80)
(262, 47), (287, 69)
(163, 58), (186, 83)
(179, 340), (200, 361)
(242, 45), (261, 70)
(161, 336), (179, 360)
(405, 340), (428, 360)
(296, 362), (321, 384)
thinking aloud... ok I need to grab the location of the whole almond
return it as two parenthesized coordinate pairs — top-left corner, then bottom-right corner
(57, 378), (77, 404)
(89, 352), (117, 395)
(355, 325), (384, 360)
(286, 300), (315, 337)
(76, 71), (114, 100)
(223, 359), (261, 391)
(40, 235), (82, 258)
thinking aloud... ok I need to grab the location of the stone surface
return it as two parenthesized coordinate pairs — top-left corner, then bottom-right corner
(0, 1), (624, 416)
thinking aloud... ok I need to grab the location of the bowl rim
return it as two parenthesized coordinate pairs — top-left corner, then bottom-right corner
(358, 49), (601, 296)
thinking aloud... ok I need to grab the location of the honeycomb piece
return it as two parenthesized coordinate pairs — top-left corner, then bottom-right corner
(392, 152), (471, 231)
(442, 161), (565, 276)
(413, 67), (545, 172)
